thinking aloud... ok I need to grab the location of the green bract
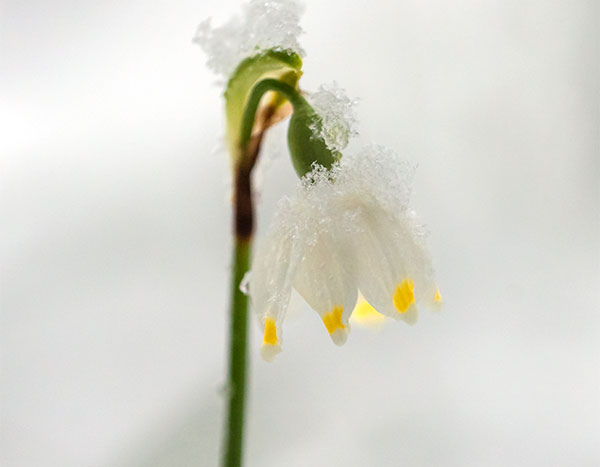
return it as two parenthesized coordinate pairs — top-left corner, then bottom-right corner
(224, 50), (303, 165)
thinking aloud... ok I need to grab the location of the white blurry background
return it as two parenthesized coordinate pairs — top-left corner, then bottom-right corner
(1, 0), (598, 466)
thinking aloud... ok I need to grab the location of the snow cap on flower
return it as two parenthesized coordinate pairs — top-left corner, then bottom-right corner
(250, 146), (442, 361)
(307, 82), (359, 153)
(194, 1), (305, 165)
(193, 0), (305, 78)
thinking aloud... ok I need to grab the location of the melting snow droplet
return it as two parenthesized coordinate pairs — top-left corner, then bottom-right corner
(240, 271), (251, 295)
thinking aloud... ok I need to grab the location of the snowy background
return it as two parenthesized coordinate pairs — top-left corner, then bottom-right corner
(2, 0), (598, 466)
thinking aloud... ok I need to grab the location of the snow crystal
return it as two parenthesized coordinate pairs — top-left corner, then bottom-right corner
(298, 145), (415, 217)
(337, 145), (416, 215)
(193, 0), (305, 79)
(307, 82), (359, 153)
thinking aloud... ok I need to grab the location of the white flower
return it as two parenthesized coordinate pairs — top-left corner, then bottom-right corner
(249, 145), (442, 361)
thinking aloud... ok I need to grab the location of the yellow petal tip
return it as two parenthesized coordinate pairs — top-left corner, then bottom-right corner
(262, 317), (278, 346)
(393, 279), (415, 313)
(322, 306), (347, 337)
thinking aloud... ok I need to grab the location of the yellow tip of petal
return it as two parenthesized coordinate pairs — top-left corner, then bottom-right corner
(261, 317), (281, 362)
(393, 279), (415, 313)
(263, 317), (278, 346)
(322, 306), (346, 335)
(430, 287), (443, 312)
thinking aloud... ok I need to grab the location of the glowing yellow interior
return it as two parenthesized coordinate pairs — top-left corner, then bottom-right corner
(393, 279), (415, 313)
(322, 306), (345, 334)
(351, 298), (385, 325)
(262, 317), (278, 346)
(434, 288), (442, 302)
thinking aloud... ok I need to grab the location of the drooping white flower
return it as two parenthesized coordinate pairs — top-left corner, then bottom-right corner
(249, 146), (442, 361)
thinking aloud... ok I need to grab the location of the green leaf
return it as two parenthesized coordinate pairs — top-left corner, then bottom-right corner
(224, 50), (303, 165)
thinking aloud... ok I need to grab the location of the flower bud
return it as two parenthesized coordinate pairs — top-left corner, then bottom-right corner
(287, 98), (340, 178)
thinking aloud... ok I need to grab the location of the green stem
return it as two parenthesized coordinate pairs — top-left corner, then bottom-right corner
(222, 77), (301, 467)
(223, 237), (250, 467)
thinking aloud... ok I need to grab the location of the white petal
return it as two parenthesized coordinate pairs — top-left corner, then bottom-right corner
(250, 202), (297, 360)
(385, 210), (440, 312)
(342, 199), (427, 325)
(291, 223), (357, 345)
(282, 179), (357, 345)
(340, 200), (396, 312)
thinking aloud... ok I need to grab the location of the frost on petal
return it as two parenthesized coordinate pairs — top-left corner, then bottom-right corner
(193, 0), (305, 79)
(337, 145), (416, 214)
(307, 82), (359, 153)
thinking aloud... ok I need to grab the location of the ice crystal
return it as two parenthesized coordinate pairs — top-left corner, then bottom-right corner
(307, 82), (359, 152)
(193, 0), (305, 78)
(299, 146), (416, 219)
(336, 145), (416, 216)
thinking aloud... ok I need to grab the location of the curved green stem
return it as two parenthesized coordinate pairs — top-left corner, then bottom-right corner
(239, 78), (304, 154)
(239, 77), (338, 178)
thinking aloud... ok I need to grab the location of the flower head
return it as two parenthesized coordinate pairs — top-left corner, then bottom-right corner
(250, 146), (441, 361)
